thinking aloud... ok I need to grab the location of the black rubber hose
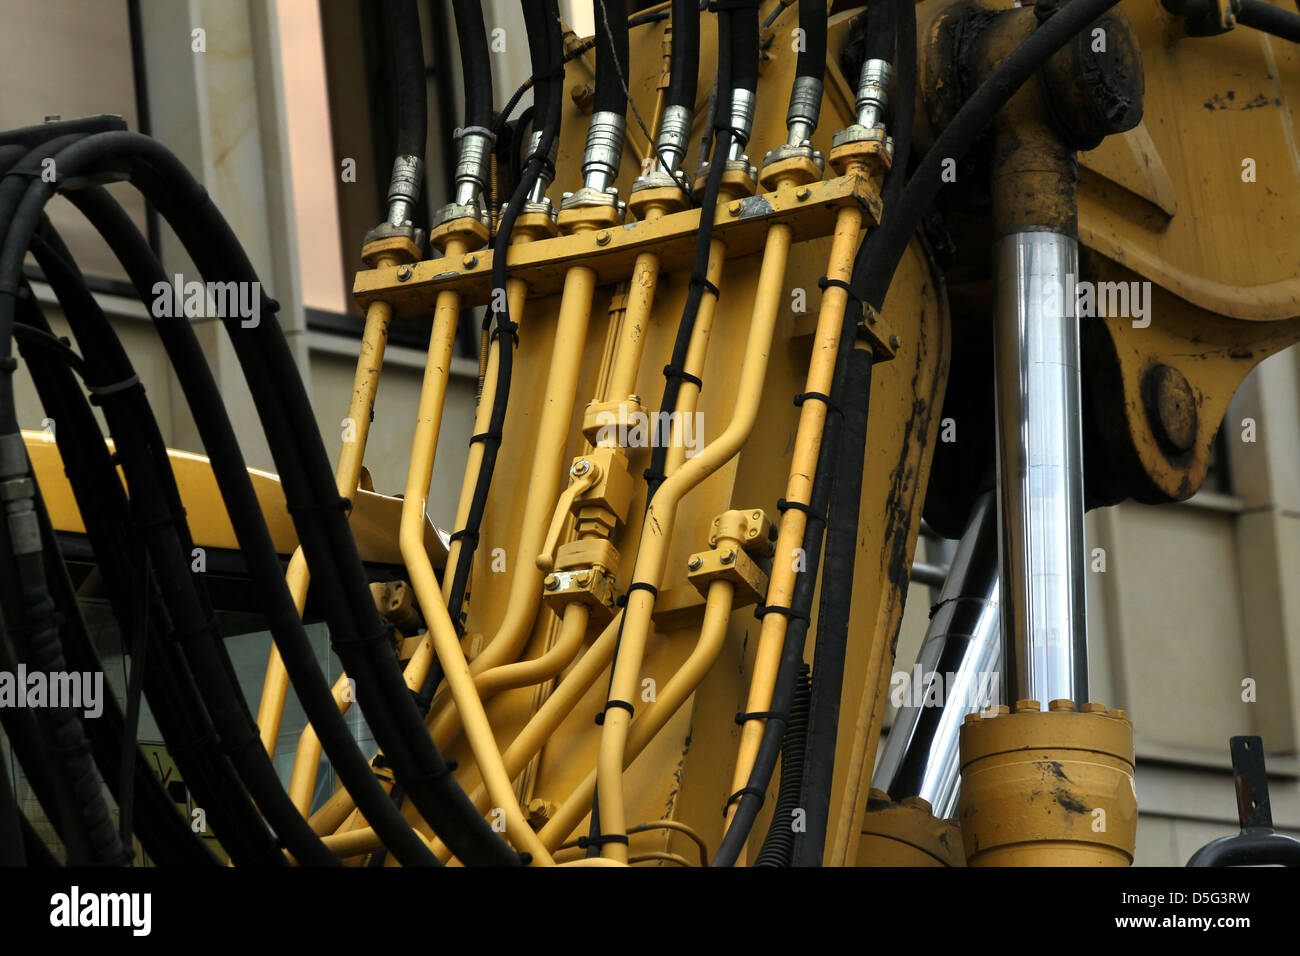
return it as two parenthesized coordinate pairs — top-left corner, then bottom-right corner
(856, 0), (1125, 310)
(864, 0), (896, 63)
(13, 297), (267, 868)
(451, 0), (493, 129)
(65, 187), (444, 867)
(1237, 0), (1300, 42)
(791, 0), (916, 868)
(791, 348), (873, 867)
(20, 810), (59, 867)
(387, 0), (428, 158)
(731, 3), (760, 96)
(23, 218), (315, 866)
(710, 287), (858, 868)
(0, 754), (25, 865)
(753, 663), (811, 866)
(795, 0), (827, 80)
(96, 132), (517, 865)
(667, 0), (700, 109)
(593, 1), (631, 114)
(1, 132), (515, 866)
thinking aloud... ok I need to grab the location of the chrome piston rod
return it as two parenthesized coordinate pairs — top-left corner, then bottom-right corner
(993, 231), (1089, 707)
(872, 490), (1001, 819)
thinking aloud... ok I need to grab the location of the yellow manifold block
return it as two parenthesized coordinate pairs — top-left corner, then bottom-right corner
(957, 701), (1137, 867)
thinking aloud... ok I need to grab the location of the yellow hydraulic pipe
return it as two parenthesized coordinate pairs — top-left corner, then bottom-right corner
(282, 238), (470, 814)
(539, 577), (735, 851)
(255, 250), (402, 758)
(595, 204), (800, 861)
(398, 297), (556, 866)
(327, 611), (624, 862)
(723, 198), (866, 844)
(456, 264), (600, 678)
(428, 601), (590, 747)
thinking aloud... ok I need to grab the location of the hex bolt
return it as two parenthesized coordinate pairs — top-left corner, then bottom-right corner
(543, 574), (559, 591)
(721, 549), (736, 565)
(396, 266), (413, 281)
(571, 459), (591, 477)
(463, 254), (478, 269)
(575, 570), (592, 586)
(729, 201), (743, 216)
(796, 187), (812, 201)
(596, 231), (611, 246)
(889, 333), (901, 350)
(687, 555), (703, 571)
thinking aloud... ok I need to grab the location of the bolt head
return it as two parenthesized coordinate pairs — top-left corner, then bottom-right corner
(687, 556), (703, 571)
(543, 574), (559, 591)
(796, 187), (811, 201)
(728, 201), (743, 216)
(889, 334), (901, 349)
(463, 254), (478, 268)
(396, 266), (413, 281)
(721, 549), (736, 565)
(571, 459), (591, 476)
(596, 230), (611, 246)
(575, 570), (592, 586)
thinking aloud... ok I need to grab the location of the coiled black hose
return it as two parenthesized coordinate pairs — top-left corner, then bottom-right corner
(753, 663), (811, 867)
(0, 131), (519, 865)
(65, 187), (445, 866)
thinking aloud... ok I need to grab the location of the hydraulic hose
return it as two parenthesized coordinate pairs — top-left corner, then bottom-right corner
(711, 281), (860, 868)
(65, 187), (444, 867)
(593, 1), (631, 116)
(18, 209), (326, 865)
(1236, 0), (1300, 42)
(667, 0), (700, 111)
(451, 0), (492, 129)
(14, 131), (517, 865)
(753, 663), (811, 866)
(857, 0), (1125, 311)
(383, 0), (428, 226)
(796, 1), (828, 80)
(789, 0), (917, 868)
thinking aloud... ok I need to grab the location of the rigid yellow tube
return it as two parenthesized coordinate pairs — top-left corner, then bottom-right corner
(596, 214), (799, 861)
(324, 611), (625, 862)
(453, 265), (600, 680)
(539, 577), (735, 852)
(723, 201), (866, 839)
(398, 289), (555, 865)
(605, 201), (671, 400)
(428, 600), (590, 747)
(255, 258), (402, 759)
